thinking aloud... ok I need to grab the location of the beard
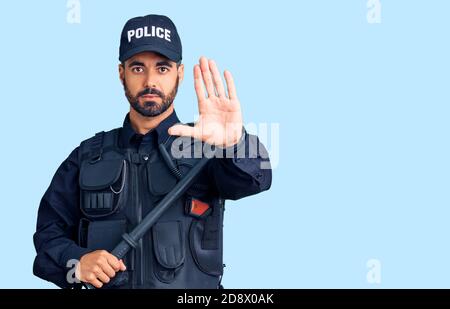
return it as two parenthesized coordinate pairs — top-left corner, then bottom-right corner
(123, 77), (179, 117)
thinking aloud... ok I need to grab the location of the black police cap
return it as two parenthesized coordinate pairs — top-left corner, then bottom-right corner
(119, 14), (182, 63)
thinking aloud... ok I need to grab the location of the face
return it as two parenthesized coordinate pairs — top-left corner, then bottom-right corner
(119, 51), (184, 117)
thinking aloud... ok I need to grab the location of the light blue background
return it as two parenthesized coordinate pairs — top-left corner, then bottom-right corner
(0, 0), (449, 288)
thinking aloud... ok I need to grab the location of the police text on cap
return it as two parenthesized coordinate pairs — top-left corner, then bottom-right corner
(127, 26), (171, 43)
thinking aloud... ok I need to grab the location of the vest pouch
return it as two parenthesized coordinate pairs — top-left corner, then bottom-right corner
(86, 219), (127, 251)
(146, 152), (177, 197)
(176, 157), (210, 195)
(79, 158), (127, 218)
(151, 221), (185, 284)
(189, 202), (224, 277)
(85, 219), (130, 288)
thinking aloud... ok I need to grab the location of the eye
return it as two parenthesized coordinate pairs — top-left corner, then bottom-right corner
(158, 67), (169, 73)
(131, 67), (144, 73)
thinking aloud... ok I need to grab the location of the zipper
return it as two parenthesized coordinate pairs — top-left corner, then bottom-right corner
(128, 150), (144, 287)
(141, 151), (152, 287)
(135, 160), (144, 286)
(129, 153), (137, 288)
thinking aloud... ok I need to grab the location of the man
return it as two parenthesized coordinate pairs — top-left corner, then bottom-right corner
(33, 14), (271, 289)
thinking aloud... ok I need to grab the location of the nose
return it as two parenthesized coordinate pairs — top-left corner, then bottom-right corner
(144, 72), (157, 89)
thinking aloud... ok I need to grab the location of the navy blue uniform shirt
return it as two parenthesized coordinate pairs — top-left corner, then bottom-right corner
(33, 111), (272, 288)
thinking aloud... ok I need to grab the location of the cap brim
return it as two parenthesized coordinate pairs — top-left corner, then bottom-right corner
(119, 44), (181, 63)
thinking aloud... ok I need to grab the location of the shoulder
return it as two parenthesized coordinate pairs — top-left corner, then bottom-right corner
(78, 127), (121, 161)
(79, 128), (120, 146)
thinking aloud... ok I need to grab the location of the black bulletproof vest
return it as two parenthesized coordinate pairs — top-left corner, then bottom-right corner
(77, 128), (225, 289)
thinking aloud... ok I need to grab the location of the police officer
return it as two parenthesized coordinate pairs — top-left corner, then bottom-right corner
(33, 14), (271, 289)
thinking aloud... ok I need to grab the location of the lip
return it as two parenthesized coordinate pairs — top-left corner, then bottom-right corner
(141, 94), (159, 99)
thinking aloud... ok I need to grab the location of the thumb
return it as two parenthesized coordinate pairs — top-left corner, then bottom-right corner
(119, 259), (127, 271)
(168, 124), (201, 139)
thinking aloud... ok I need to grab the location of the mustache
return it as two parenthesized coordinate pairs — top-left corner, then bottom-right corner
(137, 87), (164, 98)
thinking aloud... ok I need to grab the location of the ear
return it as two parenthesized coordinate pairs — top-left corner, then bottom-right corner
(177, 63), (184, 84)
(119, 63), (125, 85)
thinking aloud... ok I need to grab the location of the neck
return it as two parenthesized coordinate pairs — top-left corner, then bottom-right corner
(129, 105), (174, 135)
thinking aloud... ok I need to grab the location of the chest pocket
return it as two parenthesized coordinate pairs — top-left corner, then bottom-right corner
(79, 158), (128, 218)
(146, 151), (178, 196)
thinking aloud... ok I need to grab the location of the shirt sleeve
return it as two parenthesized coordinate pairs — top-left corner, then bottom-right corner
(208, 129), (272, 200)
(33, 147), (93, 288)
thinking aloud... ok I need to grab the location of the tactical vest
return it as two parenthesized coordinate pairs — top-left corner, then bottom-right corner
(76, 128), (225, 289)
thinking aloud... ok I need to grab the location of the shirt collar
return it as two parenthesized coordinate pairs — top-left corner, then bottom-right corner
(120, 110), (180, 148)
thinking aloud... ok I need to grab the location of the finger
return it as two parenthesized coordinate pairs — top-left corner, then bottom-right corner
(119, 259), (127, 271)
(194, 65), (206, 102)
(208, 59), (226, 98)
(168, 124), (202, 139)
(199, 56), (216, 97)
(95, 270), (111, 284)
(89, 277), (103, 288)
(99, 261), (116, 278)
(105, 254), (121, 272)
(224, 70), (238, 100)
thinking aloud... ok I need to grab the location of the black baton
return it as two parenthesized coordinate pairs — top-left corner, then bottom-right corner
(84, 152), (212, 289)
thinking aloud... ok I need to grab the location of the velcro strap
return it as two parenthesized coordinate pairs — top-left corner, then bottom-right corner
(89, 131), (104, 162)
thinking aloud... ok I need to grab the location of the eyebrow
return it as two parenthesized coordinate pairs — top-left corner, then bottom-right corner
(156, 60), (173, 68)
(128, 61), (145, 68)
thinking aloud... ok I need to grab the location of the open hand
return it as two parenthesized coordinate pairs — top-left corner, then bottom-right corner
(168, 56), (243, 148)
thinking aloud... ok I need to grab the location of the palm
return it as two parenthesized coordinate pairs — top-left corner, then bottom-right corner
(169, 57), (243, 148)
